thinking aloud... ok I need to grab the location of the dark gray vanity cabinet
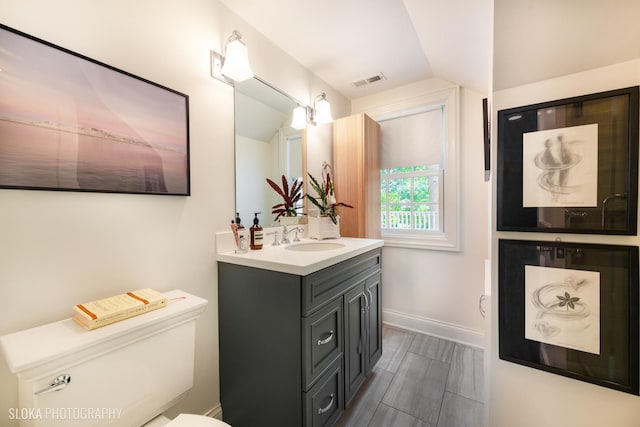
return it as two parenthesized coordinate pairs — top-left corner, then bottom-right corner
(218, 248), (382, 427)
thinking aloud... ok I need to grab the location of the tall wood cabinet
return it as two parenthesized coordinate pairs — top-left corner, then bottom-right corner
(333, 113), (381, 238)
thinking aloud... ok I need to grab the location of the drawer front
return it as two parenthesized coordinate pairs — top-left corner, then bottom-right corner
(302, 249), (381, 316)
(304, 357), (344, 427)
(303, 298), (343, 390)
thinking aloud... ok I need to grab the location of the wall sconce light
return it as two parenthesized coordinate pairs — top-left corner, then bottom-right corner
(311, 92), (333, 124)
(290, 93), (333, 129)
(290, 105), (308, 130)
(211, 30), (254, 84)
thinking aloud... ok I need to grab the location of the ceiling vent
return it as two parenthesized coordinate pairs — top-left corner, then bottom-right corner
(351, 73), (387, 87)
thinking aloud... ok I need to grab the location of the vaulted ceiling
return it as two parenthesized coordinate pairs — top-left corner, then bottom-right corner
(220, 0), (640, 100)
(219, 0), (491, 99)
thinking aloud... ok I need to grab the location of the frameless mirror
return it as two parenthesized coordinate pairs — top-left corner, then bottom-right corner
(234, 78), (307, 226)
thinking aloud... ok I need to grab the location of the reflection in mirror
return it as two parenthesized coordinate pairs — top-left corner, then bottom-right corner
(234, 78), (306, 226)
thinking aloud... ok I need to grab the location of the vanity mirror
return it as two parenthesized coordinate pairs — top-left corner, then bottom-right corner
(234, 77), (307, 225)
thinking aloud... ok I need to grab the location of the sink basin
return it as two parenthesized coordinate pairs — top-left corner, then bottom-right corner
(285, 242), (346, 252)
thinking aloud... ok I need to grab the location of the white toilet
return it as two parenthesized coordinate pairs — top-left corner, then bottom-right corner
(0, 290), (230, 427)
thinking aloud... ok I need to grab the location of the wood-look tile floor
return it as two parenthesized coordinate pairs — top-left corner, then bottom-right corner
(337, 326), (484, 427)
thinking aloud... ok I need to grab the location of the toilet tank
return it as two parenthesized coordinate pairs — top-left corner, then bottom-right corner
(0, 290), (208, 427)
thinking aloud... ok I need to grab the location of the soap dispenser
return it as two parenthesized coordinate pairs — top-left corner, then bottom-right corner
(235, 212), (245, 230)
(250, 212), (264, 250)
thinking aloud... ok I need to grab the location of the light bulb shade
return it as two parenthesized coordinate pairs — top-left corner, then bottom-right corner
(221, 38), (254, 82)
(291, 106), (308, 129)
(314, 96), (333, 124)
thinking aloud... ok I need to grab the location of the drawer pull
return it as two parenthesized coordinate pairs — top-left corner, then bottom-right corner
(366, 289), (374, 307)
(317, 330), (334, 346)
(362, 291), (370, 310)
(317, 393), (334, 415)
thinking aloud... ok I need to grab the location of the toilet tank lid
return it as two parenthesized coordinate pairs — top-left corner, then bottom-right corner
(0, 290), (208, 376)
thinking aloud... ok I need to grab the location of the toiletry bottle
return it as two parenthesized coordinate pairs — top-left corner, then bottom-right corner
(237, 233), (249, 253)
(235, 212), (245, 230)
(250, 212), (264, 250)
(231, 220), (239, 248)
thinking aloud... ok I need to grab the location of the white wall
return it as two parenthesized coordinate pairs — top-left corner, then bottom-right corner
(235, 134), (273, 225)
(0, 1), (348, 425)
(352, 79), (489, 347)
(305, 123), (334, 184)
(489, 59), (640, 427)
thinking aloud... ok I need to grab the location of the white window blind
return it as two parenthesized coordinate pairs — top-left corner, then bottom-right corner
(369, 85), (460, 251)
(379, 106), (444, 170)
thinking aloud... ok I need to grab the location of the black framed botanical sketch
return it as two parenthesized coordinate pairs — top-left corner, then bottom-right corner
(497, 86), (639, 234)
(0, 24), (190, 196)
(499, 239), (639, 395)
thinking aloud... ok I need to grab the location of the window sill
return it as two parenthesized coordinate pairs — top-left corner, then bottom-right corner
(382, 233), (460, 252)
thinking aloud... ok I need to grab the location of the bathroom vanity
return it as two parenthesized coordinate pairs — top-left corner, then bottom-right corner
(217, 238), (383, 427)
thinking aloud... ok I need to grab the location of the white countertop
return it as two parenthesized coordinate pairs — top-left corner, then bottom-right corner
(216, 237), (384, 275)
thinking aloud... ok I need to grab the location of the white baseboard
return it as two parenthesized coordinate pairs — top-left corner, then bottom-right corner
(383, 308), (485, 349)
(204, 403), (223, 420)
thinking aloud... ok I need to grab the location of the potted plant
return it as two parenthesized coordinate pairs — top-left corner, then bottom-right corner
(306, 162), (353, 239)
(266, 174), (304, 224)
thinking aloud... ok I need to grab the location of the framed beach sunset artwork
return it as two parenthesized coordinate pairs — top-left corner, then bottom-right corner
(497, 86), (638, 234)
(0, 24), (190, 196)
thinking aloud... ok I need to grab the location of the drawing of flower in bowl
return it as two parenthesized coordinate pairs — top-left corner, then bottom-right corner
(531, 277), (591, 338)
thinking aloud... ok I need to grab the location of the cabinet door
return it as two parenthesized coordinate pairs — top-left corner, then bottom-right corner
(343, 283), (366, 405)
(333, 113), (381, 239)
(365, 272), (382, 372)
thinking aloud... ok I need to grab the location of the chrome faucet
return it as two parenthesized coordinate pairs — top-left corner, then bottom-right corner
(266, 230), (280, 246)
(282, 225), (303, 244)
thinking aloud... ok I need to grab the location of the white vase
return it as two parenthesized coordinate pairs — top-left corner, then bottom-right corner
(308, 216), (340, 240)
(278, 216), (302, 226)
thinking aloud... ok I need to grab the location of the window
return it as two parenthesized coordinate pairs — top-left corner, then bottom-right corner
(381, 165), (442, 231)
(372, 86), (459, 251)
